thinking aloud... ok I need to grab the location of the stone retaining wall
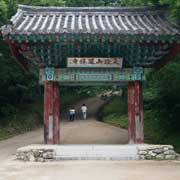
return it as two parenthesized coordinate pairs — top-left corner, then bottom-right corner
(138, 145), (177, 160)
(16, 144), (178, 162)
(16, 147), (56, 162)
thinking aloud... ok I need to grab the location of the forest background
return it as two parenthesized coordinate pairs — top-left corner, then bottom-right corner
(0, 0), (179, 150)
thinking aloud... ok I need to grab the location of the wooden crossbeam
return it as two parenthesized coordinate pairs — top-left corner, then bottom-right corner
(39, 68), (145, 85)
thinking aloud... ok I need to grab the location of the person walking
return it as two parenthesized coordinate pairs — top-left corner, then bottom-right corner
(69, 107), (76, 121)
(81, 104), (88, 120)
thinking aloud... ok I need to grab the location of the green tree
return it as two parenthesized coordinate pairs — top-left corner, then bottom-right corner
(119, 0), (156, 6)
(66, 0), (104, 6)
(25, 0), (66, 6)
(145, 56), (180, 132)
(0, 0), (8, 25)
(160, 0), (180, 20)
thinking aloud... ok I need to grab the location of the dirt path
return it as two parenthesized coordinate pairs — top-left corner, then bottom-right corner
(1, 160), (180, 180)
(0, 97), (128, 162)
(0, 97), (180, 180)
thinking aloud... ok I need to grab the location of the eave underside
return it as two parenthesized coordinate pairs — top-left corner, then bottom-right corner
(6, 34), (179, 68)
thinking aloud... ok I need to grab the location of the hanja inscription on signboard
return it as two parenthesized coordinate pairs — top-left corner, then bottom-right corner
(67, 57), (123, 68)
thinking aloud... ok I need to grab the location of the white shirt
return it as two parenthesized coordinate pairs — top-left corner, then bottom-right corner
(69, 109), (75, 114)
(81, 106), (87, 113)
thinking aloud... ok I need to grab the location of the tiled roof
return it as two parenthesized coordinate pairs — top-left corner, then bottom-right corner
(2, 4), (179, 36)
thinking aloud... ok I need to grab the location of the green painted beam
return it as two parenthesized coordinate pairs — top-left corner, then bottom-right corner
(39, 67), (145, 83)
(11, 33), (174, 68)
(9, 34), (180, 43)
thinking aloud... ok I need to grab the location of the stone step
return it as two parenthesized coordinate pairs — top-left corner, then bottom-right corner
(55, 145), (138, 160)
(16, 144), (176, 162)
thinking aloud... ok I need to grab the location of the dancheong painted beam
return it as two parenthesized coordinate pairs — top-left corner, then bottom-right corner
(1, 5), (179, 69)
(39, 67), (145, 85)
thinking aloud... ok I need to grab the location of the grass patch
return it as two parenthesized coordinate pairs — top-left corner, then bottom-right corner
(101, 97), (127, 116)
(104, 114), (128, 128)
(0, 129), (14, 140)
(144, 110), (180, 153)
(0, 98), (43, 140)
(99, 96), (128, 129)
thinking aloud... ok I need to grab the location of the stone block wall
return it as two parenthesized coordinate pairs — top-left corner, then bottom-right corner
(16, 148), (56, 162)
(16, 144), (178, 162)
(138, 145), (177, 160)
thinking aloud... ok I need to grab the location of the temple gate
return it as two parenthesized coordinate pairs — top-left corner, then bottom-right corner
(1, 5), (180, 144)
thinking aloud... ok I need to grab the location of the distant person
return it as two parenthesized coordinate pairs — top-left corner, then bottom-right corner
(69, 107), (76, 121)
(81, 104), (88, 120)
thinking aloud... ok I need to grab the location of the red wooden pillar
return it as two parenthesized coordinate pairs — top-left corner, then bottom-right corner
(128, 82), (136, 144)
(128, 81), (144, 144)
(44, 81), (60, 144)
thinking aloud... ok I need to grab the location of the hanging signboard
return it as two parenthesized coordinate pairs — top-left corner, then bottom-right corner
(67, 57), (123, 68)
(40, 67), (145, 85)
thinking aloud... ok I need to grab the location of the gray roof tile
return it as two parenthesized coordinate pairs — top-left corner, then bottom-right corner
(1, 5), (179, 36)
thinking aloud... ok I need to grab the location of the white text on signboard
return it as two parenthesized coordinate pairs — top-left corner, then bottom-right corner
(67, 57), (123, 68)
